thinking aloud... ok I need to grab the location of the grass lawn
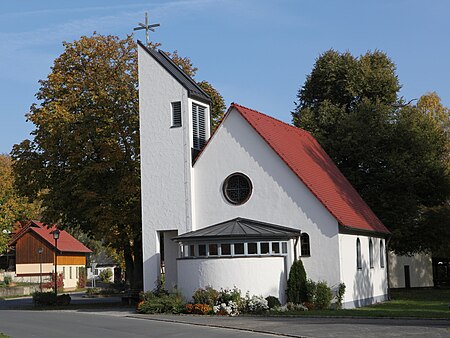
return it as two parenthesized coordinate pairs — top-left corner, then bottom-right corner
(270, 288), (450, 319)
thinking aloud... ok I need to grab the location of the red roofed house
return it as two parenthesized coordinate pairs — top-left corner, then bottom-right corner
(138, 42), (390, 308)
(9, 221), (91, 290)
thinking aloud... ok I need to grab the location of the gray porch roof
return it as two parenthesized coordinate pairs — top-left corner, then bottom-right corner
(173, 217), (301, 242)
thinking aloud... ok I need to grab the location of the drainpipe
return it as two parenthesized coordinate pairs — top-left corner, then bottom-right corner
(385, 235), (392, 301)
(293, 234), (300, 262)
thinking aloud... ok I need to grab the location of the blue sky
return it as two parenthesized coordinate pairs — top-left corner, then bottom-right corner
(1, 0), (449, 154)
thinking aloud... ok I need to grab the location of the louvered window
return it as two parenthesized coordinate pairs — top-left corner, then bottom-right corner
(171, 101), (182, 127)
(192, 102), (206, 149)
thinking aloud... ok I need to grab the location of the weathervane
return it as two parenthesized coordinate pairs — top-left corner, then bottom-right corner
(133, 12), (160, 45)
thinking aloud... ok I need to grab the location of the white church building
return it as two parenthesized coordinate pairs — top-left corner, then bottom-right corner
(138, 41), (391, 308)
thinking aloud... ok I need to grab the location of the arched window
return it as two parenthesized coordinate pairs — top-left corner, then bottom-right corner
(369, 239), (374, 268)
(300, 233), (310, 256)
(356, 238), (362, 270)
(380, 240), (385, 268)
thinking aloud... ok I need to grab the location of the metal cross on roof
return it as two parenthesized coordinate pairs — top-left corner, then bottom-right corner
(133, 12), (160, 45)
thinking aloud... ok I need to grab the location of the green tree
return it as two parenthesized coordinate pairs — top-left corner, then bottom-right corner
(197, 81), (226, 131)
(0, 154), (41, 252)
(286, 259), (307, 303)
(417, 92), (450, 142)
(11, 34), (142, 288)
(293, 50), (450, 254)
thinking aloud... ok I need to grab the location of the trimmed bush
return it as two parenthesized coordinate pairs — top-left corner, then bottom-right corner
(99, 269), (113, 283)
(33, 291), (71, 306)
(3, 276), (12, 286)
(335, 282), (346, 309)
(265, 296), (281, 309)
(192, 286), (219, 307)
(314, 281), (333, 310)
(137, 292), (184, 314)
(286, 259), (307, 303)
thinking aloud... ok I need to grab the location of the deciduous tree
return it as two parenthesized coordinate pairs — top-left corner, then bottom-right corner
(293, 50), (450, 254)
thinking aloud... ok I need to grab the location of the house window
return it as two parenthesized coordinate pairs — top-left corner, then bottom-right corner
(76, 267), (79, 279)
(192, 102), (206, 149)
(62, 266), (66, 278)
(369, 239), (374, 268)
(223, 173), (252, 205)
(356, 238), (362, 270)
(260, 242), (270, 255)
(171, 101), (182, 127)
(380, 240), (385, 268)
(300, 233), (310, 256)
(221, 244), (231, 256)
(198, 244), (207, 257)
(178, 240), (289, 258)
(70, 267), (72, 279)
(247, 242), (258, 255)
(234, 243), (245, 255)
(209, 244), (218, 256)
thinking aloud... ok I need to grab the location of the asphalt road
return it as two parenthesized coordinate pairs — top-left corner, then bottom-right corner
(0, 296), (449, 338)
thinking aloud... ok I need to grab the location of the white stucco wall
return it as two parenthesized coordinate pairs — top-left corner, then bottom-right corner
(192, 108), (341, 290)
(177, 256), (287, 302)
(388, 252), (433, 288)
(139, 45), (197, 291)
(339, 234), (388, 308)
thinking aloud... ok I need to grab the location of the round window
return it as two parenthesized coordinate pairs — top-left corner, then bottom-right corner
(223, 173), (252, 205)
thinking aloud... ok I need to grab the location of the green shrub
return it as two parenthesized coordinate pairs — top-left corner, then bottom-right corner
(314, 281), (333, 310)
(265, 296), (281, 309)
(336, 282), (346, 309)
(304, 279), (317, 303)
(286, 259), (307, 303)
(77, 267), (86, 289)
(99, 269), (113, 283)
(137, 292), (185, 314)
(3, 276), (12, 286)
(193, 286), (219, 307)
(218, 287), (242, 306)
(32, 291), (71, 306)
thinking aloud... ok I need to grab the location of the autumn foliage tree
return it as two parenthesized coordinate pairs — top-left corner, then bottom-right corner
(293, 50), (450, 254)
(11, 34), (226, 288)
(0, 154), (41, 253)
(11, 34), (142, 288)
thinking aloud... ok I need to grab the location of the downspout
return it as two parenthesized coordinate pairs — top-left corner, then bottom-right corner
(293, 234), (300, 261)
(385, 234), (392, 301)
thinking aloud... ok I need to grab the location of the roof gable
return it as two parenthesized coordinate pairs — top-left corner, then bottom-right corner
(138, 40), (211, 104)
(225, 103), (390, 235)
(9, 221), (92, 253)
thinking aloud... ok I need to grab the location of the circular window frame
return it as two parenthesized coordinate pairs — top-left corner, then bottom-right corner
(222, 172), (253, 205)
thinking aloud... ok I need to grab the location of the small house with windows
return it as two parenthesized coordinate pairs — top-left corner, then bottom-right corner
(8, 220), (91, 290)
(138, 41), (390, 308)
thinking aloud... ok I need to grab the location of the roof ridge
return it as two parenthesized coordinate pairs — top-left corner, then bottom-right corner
(231, 102), (308, 137)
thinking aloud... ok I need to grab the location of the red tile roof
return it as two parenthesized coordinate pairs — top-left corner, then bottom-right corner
(9, 221), (92, 253)
(230, 103), (390, 234)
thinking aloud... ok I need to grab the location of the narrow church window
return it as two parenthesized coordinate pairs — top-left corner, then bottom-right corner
(192, 102), (206, 149)
(356, 238), (362, 270)
(171, 101), (182, 127)
(369, 239), (374, 268)
(223, 173), (252, 205)
(300, 233), (310, 256)
(380, 240), (385, 268)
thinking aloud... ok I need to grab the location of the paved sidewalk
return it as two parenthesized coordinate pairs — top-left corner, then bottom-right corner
(129, 314), (450, 338)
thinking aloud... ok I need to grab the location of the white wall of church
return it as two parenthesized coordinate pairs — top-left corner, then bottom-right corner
(339, 234), (388, 308)
(388, 252), (433, 288)
(139, 45), (193, 290)
(192, 108), (341, 290)
(177, 256), (287, 303)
